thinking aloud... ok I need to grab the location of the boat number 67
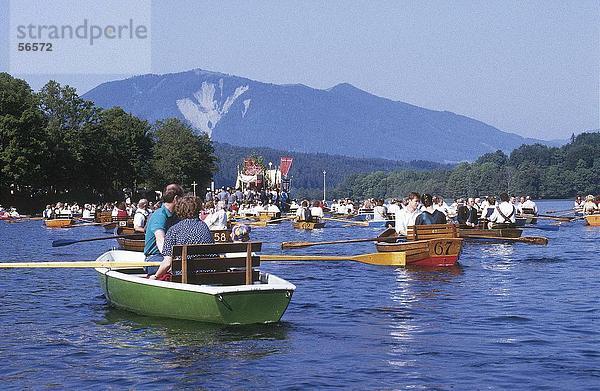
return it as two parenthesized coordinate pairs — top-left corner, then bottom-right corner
(433, 241), (453, 255)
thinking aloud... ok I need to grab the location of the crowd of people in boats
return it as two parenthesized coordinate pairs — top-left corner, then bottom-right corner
(36, 188), (600, 231)
(16, 184), (599, 281)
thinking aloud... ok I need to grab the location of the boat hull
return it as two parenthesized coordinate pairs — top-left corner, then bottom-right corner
(95, 251), (295, 325)
(376, 238), (463, 267)
(584, 215), (600, 226)
(293, 221), (325, 229)
(458, 227), (522, 238)
(43, 218), (72, 228)
(258, 212), (281, 222)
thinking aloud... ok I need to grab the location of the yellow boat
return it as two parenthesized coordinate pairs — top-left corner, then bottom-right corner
(584, 214), (600, 226)
(43, 218), (73, 228)
(293, 221), (326, 230)
(258, 211), (281, 222)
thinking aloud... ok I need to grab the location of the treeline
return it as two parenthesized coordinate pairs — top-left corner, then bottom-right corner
(0, 73), (217, 211)
(332, 132), (600, 200)
(213, 142), (452, 199)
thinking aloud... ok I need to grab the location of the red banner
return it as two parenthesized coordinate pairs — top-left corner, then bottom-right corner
(280, 156), (293, 177)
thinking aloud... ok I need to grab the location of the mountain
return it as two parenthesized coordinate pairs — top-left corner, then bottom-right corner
(83, 68), (558, 162)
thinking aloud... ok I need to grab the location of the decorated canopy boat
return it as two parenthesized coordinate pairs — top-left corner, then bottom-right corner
(95, 242), (295, 325)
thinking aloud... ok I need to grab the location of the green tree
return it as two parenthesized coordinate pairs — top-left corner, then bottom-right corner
(100, 107), (153, 193)
(0, 73), (48, 199)
(37, 80), (101, 195)
(150, 118), (217, 190)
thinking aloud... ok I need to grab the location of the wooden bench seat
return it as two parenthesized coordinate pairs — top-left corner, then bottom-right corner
(406, 224), (458, 241)
(170, 242), (262, 286)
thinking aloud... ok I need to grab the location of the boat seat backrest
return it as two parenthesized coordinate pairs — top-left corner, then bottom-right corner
(211, 229), (232, 242)
(406, 224), (458, 241)
(171, 242), (262, 286)
(521, 207), (535, 215)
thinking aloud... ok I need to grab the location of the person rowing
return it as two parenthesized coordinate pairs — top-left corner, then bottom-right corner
(415, 193), (447, 225)
(394, 192), (421, 235)
(296, 200), (312, 221)
(488, 192), (516, 228)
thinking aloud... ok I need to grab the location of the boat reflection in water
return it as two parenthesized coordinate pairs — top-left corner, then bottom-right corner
(97, 307), (291, 361)
(387, 264), (464, 368)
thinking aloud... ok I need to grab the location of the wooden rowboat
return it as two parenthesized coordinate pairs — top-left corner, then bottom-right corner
(95, 211), (113, 223)
(258, 211), (282, 222)
(95, 246), (295, 325)
(584, 214), (600, 226)
(376, 238), (463, 267)
(115, 227), (145, 252)
(458, 227), (522, 238)
(44, 218), (73, 228)
(293, 220), (326, 230)
(103, 218), (133, 232)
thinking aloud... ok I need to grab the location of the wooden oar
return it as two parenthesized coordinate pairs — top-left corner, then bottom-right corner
(281, 228), (399, 249)
(52, 234), (142, 247)
(69, 222), (103, 228)
(322, 217), (369, 226)
(281, 236), (401, 249)
(522, 224), (560, 232)
(0, 261), (161, 268)
(518, 214), (571, 222)
(248, 215), (296, 227)
(261, 252), (406, 266)
(463, 235), (548, 245)
(546, 208), (580, 214)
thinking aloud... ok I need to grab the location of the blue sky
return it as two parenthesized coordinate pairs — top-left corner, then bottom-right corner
(1, 0), (598, 140)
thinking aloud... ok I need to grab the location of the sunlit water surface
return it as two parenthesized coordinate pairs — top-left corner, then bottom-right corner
(0, 200), (598, 389)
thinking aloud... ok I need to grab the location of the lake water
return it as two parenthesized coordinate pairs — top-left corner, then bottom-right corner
(0, 199), (598, 389)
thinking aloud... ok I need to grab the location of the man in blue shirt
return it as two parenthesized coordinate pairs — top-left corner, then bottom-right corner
(144, 183), (184, 274)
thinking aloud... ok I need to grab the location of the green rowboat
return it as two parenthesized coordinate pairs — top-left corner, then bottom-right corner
(95, 250), (295, 325)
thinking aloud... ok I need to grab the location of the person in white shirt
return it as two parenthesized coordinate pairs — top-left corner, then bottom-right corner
(386, 199), (402, 219)
(205, 200), (228, 230)
(520, 196), (538, 215)
(266, 201), (281, 214)
(372, 199), (387, 221)
(310, 200), (324, 222)
(395, 192), (422, 235)
(133, 199), (150, 233)
(488, 193), (517, 228)
(82, 204), (93, 220)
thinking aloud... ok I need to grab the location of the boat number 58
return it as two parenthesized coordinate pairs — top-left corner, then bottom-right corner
(433, 241), (453, 255)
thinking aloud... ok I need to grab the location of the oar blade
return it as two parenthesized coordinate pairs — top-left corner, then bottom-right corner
(281, 241), (313, 249)
(520, 236), (549, 245)
(355, 252), (405, 266)
(52, 239), (78, 247)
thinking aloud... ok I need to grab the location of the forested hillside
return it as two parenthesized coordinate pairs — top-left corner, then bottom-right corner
(213, 143), (451, 199)
(332, 132), (600, 200)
